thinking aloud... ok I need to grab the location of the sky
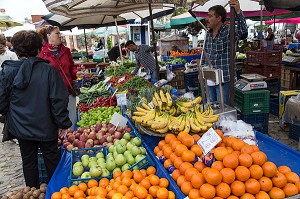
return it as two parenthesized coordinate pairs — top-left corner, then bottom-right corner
(0, 0), (49, 22)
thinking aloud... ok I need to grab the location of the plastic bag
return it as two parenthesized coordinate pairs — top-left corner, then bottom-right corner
(166, 68), (175, 82)
(282, 93), (300, 124)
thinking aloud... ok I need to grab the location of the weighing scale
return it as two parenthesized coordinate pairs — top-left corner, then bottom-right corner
(235, 74), (267, 91)
(184, 63), (198, 73)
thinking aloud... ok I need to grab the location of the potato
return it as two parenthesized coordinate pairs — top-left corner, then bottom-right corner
(38, 193), (45, 199)
(23, 187), (31, 194)
(15, 192), (23, 199)
(39, 187), (46, 194)
(26, 191), (33, 197)
(29, 196), (34, 199)
(32, 190), (40, 198)
(2, 196), (9, 199)
(22, 193), (30, 199)
(30, 187), (36, 191)
(39, 184), (47, 189)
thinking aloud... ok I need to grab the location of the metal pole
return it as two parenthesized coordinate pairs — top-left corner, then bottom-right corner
(260, 0), (263, 49)
(229, 7), (235, 107)
(114, 16), (123, 61)
(149, 3), (159, 80)
(84, 28), (88, 60)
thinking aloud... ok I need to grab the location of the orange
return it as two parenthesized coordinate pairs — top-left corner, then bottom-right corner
(285, 171), (300, 183)
(176, 175), (187, 187)
(179, 162), (193, 175)
(244, 178), (260, 195)
(121, 177), (132, 187)
(111, 193), (123, 199)
(268, 187), (285, 199)
(173, 157), (183, 169)
(51, 192), (62, 199)
(168, 191), (175, 199)
(156, 187), (169, 199)
(163, 159), (173, 169)
(163, 146), (173, 159)
(169, 152), (178, 163)
(202, 168), (222, 186)
(149, 174), (160, 186)
(73, 190), (85, 199)
(255, 191), (270, 199)
(170, 140), (181, 151)
(171, 169), (181, 181)
(283, 183), (298, 197)
(107, 190), (117, 199)
(215, 129), (224, 140)
(199, 183), (216, 199)
(134, 185), (148, 199)
(259, 176), (273, 192)
(223, 154), (239, 169)
(154, 146), (160, 155)
(117, 185), (129, 196)
(165, 134), (176, 144)
(230, 180), (246, 196)
(99, 178), (109, 188)
(158, 140), (166, 150)
(240, 145), (255, 155)
(188, 188), (201, 199)
(231, 139), (246, 151)
(220, 167), (236, 184)
(184, 168), (199, 181)
(190, 144), (203, 156)
(68, 186), (79, 196)
(133, 171), (144, 183)
(213, 147), (229, 161)
(238, 153), (253, 168)
(215, 182), (231, 198)
(60, 187), (69, 195)
(262, 161), (277, 178)
(192, 134), (201, 142)
(113, 170), (122, 179)
(122, 170), (133, 179)
(140, 178), (151, 190)
(175, 144), (188, 157)
(95, 187), (107, 198)
(240, 193), (255, 199)
(211, 161), (224, 171)
(272, 172), (287, 188)
(148, 186), (160, 198)
(180, 181), (193, 195)
(159, 178), (169, 188)
(190, 173), (205, 189)
(227, 196), (239, 199)
(181, 150), (195, 162)
(277, 165), (291, 174)
(249, 164), (264, 180)
(251, 151), (267, 166)
(61, 193), (70, 199)
(194, 161), (205, 172)
(235, 166), (251, 182)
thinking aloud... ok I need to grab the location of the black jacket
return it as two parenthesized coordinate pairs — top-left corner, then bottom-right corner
(0, 57), (72, 141)
(107, 46), (121, 62)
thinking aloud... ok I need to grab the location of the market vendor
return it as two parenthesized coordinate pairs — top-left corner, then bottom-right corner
(125, 40), (157, 84)
(107, 43), (126, 62)
(265, 28), (275, 50)
(203, 0), (248, 105)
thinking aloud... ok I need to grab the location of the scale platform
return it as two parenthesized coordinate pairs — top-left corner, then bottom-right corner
(235, 74), (267, 91)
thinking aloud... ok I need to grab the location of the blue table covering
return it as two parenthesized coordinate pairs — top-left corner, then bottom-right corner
(288, 43), (300, 49)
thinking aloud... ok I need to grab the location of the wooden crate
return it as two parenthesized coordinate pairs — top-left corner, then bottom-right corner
(169, 68), (185, 89)
(281, 67), (300, 90)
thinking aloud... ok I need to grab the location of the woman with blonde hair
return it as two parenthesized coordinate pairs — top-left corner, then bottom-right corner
(38, 26), (78, 130)
(0, 34), (18, 68)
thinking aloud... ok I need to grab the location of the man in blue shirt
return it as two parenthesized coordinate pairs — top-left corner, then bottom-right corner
(203, 0), (248, 105)
(125, 40), (157, 84)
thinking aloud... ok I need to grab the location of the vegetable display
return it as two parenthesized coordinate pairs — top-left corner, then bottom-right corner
(118, 76), (151, 92)
(79, 96), (117, 112)
(79, 81), (111, 104)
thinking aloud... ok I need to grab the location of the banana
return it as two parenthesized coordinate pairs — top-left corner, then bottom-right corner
(170, 115), (182, 131)
(159, 90), (167, 104)
(176, 116), (186, 132)
(136, 107), (149, 112)
(165, 92), (173, 107)
(192, 114), (208, 132)
(176, 96), (202, 108)
(177, 104), (193, 113)
(152, 96), (158, 107)
(150, 113), (169, 130)
(168, 116), (177, 130)
(133, 111), (147, 116)
(154, 92), (162, 109)
(142, 103), (151, 110)
(189, 114), (201, 133)
(169, 107), (176, 116)
(136, 110), (156, 123)
(181, 116), (190, 133)
(155, 121), (170, 134)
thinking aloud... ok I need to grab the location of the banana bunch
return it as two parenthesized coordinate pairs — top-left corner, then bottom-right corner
(176, 96), (202, 113)
(194, 104), (219, 125)
(151, 90), (176, 115)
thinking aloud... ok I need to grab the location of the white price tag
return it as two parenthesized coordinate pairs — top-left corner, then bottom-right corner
(197, 128), (222, 155)
(116, 93), (127, 106)
(103, 77), (111, 84)
(110, 112), (128, 128)
(118, 76), (126, 83)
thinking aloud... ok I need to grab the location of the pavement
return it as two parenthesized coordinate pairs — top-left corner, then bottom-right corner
(0, 116), (299, 198)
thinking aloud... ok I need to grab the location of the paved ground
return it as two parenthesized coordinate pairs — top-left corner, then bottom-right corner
(0, 116), (299, 198)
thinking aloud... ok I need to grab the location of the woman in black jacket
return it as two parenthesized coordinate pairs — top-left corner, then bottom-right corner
(0, 30), (72, 188)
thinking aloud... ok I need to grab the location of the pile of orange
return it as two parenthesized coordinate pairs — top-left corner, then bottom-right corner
(51, 166), (175, 199)
(154, 131), (300, 199)
(169, 50), (196, 57)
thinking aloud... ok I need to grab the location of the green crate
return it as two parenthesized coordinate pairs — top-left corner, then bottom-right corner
(234, 89), (270, 115)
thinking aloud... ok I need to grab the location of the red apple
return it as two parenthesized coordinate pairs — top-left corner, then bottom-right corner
(77, 141), (85, 149)
(79, 134), (88, 142)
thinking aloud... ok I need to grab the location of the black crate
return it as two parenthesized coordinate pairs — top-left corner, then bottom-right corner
(184, 72), (202, 96)
(269, 95), (279, 116)
(289, 122), (300, 141)
(266, 79), (280, 94)
(239, 112), (269, 134)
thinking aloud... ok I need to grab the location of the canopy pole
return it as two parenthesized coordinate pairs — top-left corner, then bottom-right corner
(229, 6), (235, 107)
(84, 28), (88, 60)
(114, 16), (123, 61)
(149, 2), (159, 80)
(260, 0), (263, 49)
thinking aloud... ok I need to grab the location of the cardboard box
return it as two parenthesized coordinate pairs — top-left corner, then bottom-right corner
(279, 90), (300, 120)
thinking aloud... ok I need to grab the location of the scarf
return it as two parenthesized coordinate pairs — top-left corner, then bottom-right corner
(44, 43), (62, 52)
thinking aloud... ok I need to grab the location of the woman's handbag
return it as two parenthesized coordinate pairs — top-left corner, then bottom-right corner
(54, 58), (80, 97)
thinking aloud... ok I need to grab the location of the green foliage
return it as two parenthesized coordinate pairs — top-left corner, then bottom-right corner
(107, 37), (112, 50)
(186, 21), (205, 36)
(174, 2), (192, 16)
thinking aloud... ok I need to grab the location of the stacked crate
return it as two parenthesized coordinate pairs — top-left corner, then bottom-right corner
(184, 71), (201, 97)
(234, 88), (270, 134)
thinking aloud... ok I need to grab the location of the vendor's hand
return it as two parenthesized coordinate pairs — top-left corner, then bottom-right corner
(229, 0), (241, 14)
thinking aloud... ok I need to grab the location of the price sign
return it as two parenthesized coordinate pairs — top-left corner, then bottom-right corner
(118, 77), (126, 83)
(197, 128), (222, 155)
(110, 112), (128, 128)
(116, 93), (127, 106)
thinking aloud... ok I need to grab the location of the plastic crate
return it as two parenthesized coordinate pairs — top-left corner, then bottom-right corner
(239, 112), (269, 134)
(246, 50), (282, 66)
(69, 146), (111, 186)
(266, 79), (281, 94)
(289, 122), (300, 141)
(270, 95), (279, 116)
(168, 63), (185, 70)
(169, 68), (185, 89)
(163, 55), (201, 63)
(234, 89), (270, 115)
(184, 71), (202, 96)
(38, 149), (48, 184)
(245, 65), (281, 80)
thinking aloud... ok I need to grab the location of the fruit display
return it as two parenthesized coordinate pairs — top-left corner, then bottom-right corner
(79, 96), (117, 113)
(154, 131), (300, 199)
(51, 167), (175, 199)
(77, 106), (121, 127)
(132, 90), (219, 134)
(170, 50), (198, 57)
(59, 123), (132, 151)
(3, 184), (47, 199)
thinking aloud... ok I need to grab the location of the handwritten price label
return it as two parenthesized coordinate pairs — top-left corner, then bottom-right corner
(197, 128), (221, 155)
(116, 93), (127, 106)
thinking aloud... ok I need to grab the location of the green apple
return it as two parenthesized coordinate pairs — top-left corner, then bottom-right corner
(120, 138), (128, 145)
(101, 168), (110, 177)
(139, 147), (146, 155)
(131, 137), (142, 146)
(135, 154), (145, 163)
(126, 154), (135, 165)
(82, 159), (89, 167)
(126, 142), (134, 151)
(123, 132), (131, 141)
(96, 152), (104, 159)
(73, 161), (83, 168)
(106, 153), (113, 160)
(131, 146), (141, 156)
(97, 158), (106, 165)
(115, 154), (126, 167)
(108, 145), (115, 153)
(90, 166), (102, 177)
(116, 144), (126, 154)
(121, 163), (131, 172)
(72, 165), (84, 176)
(123, 150), (131, 157)
(88, 161), (98, 168)
(98, 162), (107, 169)
(89, 157), (98, 162)
(113, 151), (118, 159)
(112, 167), (121, 174)
(106, 159), (116, 171)
(81, 154), (89, 162)
(81, 171), (91, 179)
(114, 140), (121, 146)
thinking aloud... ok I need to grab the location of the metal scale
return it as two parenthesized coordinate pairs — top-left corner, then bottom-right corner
(235, 74), (267, 91)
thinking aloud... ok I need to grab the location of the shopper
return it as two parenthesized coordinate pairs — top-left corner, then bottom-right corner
(203, 1), (248, 105)
(38, 26), (78, 130)
(265, 28), (275, 50)
(107, 43), (126, 62)
(125, 40), (157, 84)
(0, 30), (71, 188)
(0, 35), (18, 68)
(5, 36), (14, 52)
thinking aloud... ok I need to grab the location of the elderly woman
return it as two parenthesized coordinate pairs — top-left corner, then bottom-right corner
(0, 34), (18, 68)
(0, 30), (71, 188)
(38, 26), (78, 130)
